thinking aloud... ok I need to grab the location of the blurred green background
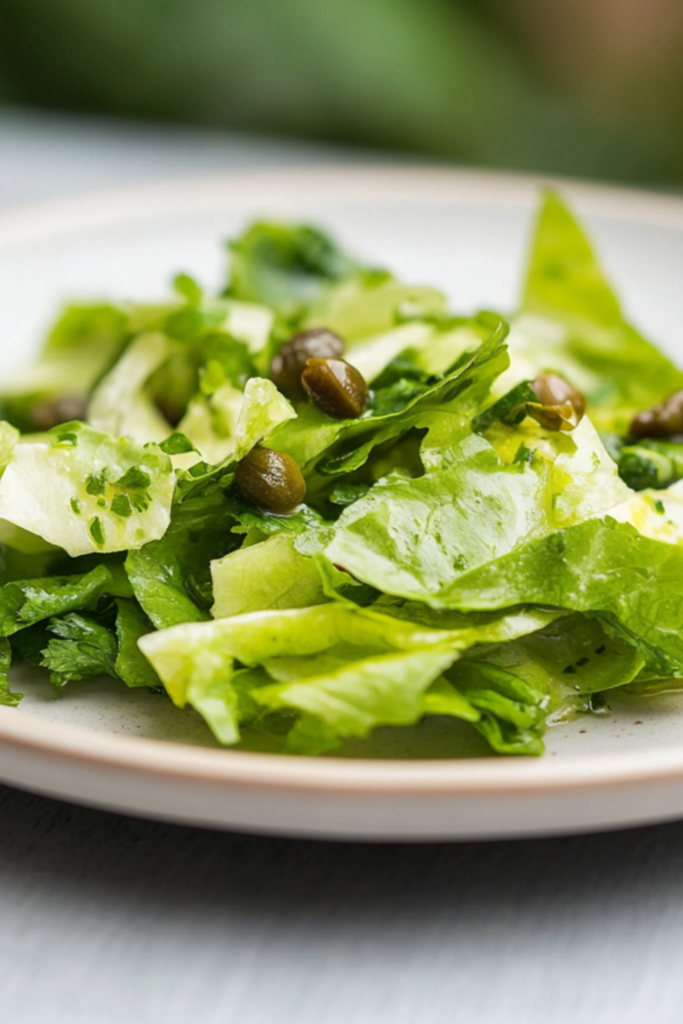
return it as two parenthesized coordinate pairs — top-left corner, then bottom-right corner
(1, 0), (682, 184)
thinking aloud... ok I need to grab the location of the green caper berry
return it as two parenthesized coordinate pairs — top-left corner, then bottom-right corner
(30, 394), (88, 431)
(631, 389), (683, 439)
(271, 328), (345, 401)
(301, 358), (369, 419)
(528, 372), (586, 432)
(234, 446), (306, 514)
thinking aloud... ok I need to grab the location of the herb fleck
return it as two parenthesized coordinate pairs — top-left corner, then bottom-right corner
(111, 493), (133, 518)
(85, 472), (107, 496)
(88, 516), (105, 547)
(116, 466), (151, 490)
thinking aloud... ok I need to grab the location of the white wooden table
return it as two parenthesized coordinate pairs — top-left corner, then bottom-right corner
(1, 107), (682, 1024)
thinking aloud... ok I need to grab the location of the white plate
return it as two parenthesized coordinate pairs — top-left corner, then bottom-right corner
(2, 165), (683, 841)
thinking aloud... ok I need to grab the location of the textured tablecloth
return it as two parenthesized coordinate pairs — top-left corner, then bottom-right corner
(1, 107), (682, 1024)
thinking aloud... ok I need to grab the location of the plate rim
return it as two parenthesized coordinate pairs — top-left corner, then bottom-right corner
(2, 163), (683, 249)
(5, 704), (683, 796)
(3, 163), (683, 821)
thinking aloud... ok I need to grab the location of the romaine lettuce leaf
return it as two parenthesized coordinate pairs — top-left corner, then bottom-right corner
(261, 645), (457, 750)
(430, 662), (548, 756)
(176, 384), (243, 465)
(124, 377), (300, 627)
(176, 375), (295, 468)
(138, 602), (561, 750)
(498, 191), (683, 432)
(457, 613), (645, 721)
(211, 299), (274, 354)
(0, 421), (19, 473)
(305, 279), (447, 342)
(324, 413), (629, 605)
(417, 612), (644, 754)
(87, 332), (171, 444)
(0, 420), (57, 556)
(232, 378), (297, 460)
(0, 303), (131, 432)
(227, 221), (363, 321)
(439, 516), (683, 677)
(0, 543), (60, 586)
(0, 422), (175, 557)
(340, 316), (500, 393)
(211, 532), (328, 618)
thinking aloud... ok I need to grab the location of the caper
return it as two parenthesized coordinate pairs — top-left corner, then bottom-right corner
(271, 328), (345, 401)
(234, 445), (306, 514)
(301, 358), (369, 419)
(30, 395), (89, 431)
(527, 373), (586, 431)
(630, 389), (683, 439)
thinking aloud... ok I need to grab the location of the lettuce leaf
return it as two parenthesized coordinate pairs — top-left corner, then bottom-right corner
(305, 279), (447, 343)
(324, 413), (629, 605)
(125, 377), (300, 627)
(87, 332), (172, 444)
(0, 543), (61, 586)
(232, 378), (297, 460)
(431, 662), (548, 756)
(498, 191), (683, 432)
(439, 516), (683, 677)
(610, 479), (683, 545)
(176, 384), (243, 465)
(0, 423), (175, 557)
(211, 532), (328, 618)
(138, 602), (559, 751)
(457, 613), (645, 720)
(0, 303), (131, 432)
(227, 221), (363, 321)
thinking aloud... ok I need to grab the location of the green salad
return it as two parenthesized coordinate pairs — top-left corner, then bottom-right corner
(2, 191), (683, 757)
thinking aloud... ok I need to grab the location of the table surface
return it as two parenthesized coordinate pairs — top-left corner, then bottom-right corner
(1, 106), (683, 1024)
